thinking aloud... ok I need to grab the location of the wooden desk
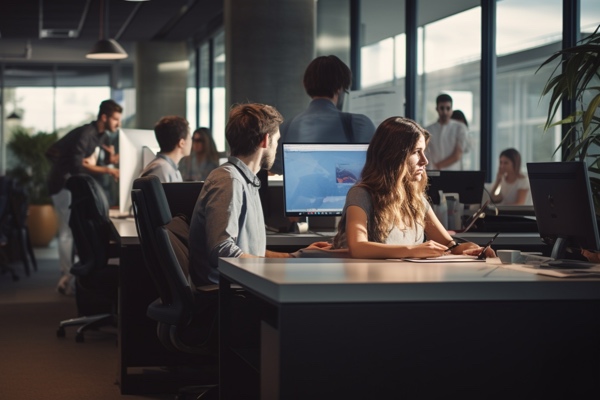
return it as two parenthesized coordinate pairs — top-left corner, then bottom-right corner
(218, 258), (600, 399)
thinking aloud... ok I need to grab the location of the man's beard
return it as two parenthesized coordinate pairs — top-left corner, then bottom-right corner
(261, 153), (274, 170)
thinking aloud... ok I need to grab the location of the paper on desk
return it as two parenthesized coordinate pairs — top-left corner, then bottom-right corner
(502, 263), (600, 278)
(400, 254), (484, 263)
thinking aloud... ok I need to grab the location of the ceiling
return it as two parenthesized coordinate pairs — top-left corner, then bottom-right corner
(0, 0), (223, 42)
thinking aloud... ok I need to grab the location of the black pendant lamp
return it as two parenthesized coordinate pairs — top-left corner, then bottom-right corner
(86, 0), (128, 60)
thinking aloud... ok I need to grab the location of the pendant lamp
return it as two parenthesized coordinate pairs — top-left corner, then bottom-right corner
(86, 0), (128, 60)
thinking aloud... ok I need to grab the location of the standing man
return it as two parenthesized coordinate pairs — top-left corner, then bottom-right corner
(189, 103), (323, 287)
(270, 55), (376, 175)
(425, 93), (470, 170)
(140, 115), (192, 183)
(46, 99), (121, 295)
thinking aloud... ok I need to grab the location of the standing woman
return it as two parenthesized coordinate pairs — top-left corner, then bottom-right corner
(179, 127), (220, 181)
(331, 116), (494, 259)
(490, 148), (531, 205)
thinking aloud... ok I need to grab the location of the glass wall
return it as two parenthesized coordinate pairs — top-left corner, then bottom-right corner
(495, 0), (563, 177)
(356, 0), (581, 180)
(186, 49), (198, 130)
(212, 30), (226, 152)
(199, 42), (211, 130)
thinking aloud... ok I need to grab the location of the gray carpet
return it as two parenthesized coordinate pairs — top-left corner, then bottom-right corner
(0, 244), (173, 399)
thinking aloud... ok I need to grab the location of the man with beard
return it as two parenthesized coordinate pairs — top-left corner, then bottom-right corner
(270, 55), (376, 175)
(189, 103), (317, 286)
(46, 99), (121, 295)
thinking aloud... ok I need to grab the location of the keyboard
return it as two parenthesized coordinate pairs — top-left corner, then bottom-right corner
(540, 259), (599, 269)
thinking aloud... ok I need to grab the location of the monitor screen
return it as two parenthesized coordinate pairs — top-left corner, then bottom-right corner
(527, 161), (600, 259)
(282, 143), (369, 217)
(119, 129), (159, 214)
(426, 170), (485, 205)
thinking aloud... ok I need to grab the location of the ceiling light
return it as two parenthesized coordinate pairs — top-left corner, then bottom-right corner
(87, 39), (128, 60)
(86, 0), (128, 60)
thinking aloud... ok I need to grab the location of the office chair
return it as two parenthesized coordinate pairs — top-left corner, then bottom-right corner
(0, 176), (37, 280)
(56, 174), (119, 343)
(131, 175), (217, 399)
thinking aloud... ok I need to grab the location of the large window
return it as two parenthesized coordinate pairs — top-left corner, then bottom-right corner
(495, 0), (563, 176)
(212, 31), (226, 152)
(418, 5), (481, 172)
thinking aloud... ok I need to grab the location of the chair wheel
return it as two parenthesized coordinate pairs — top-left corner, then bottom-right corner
(75, 333), (84, 343)
(56, 327), (66, 338)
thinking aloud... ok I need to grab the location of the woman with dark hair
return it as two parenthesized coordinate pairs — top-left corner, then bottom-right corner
(490, 148), (531, 205)
(451, 109), (469, 128)
(179, 127), (220, 181)
(330, 116), (494, 259)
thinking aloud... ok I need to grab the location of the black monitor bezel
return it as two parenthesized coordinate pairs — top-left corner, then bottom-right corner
(426, 170), (486, 205)
(527, 161), (600, 259)
(281, 142), (369, 217)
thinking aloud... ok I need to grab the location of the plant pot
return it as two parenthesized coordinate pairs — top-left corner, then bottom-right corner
(26, 204), (58, 247)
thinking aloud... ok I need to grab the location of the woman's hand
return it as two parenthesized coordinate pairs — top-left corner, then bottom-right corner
(307, 241), (332, 250)
(408, 240), (449, 258)
(448, 242), (478, 255)
(462, 245), (497, 258)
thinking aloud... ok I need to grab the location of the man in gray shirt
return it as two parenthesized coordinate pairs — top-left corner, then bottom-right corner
(140, 116), (191, 182)
(271, 55), (376, 175)
(189, 103), (321, 286)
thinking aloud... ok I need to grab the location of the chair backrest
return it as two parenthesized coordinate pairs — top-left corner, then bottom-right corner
(66, 174), (117, 277)
(131, 175), (196, 327)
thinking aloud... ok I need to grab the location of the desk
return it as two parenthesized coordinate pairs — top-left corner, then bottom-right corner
(267, 231), (548, 254)
(218, 258), (600, 399)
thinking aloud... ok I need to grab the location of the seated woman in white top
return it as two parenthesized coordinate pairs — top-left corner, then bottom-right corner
(490, 148), (531, 205)
(331, 116), (495, 259)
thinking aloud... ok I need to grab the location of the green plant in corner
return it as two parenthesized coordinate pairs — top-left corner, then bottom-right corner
(538, 25), (600, 217)
(7, 127), (58, 205)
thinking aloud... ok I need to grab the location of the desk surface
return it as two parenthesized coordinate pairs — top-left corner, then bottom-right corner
(218, 257), (600, 304)
(111, 217), (138, 245)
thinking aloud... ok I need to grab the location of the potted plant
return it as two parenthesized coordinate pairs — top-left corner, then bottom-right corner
(7, 127), (59, 247)
(538, 25), (600, 216)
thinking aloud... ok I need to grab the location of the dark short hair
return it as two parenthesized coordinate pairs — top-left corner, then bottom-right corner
(451, 110), (468, 128)
(226, 103), (283, 157)
(154, 116), (190, 153)
(436, 93), (453, 105)
(97, 99), (123, 119)
(303, 55), (352, 98)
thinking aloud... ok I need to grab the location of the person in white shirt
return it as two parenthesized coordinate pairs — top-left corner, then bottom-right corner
(425, 94), (469, 171)
(140, 116), (192, 183)
(490, 148), (531, 205)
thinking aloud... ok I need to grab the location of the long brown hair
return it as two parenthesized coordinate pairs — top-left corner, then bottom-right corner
(193, 128), (220, 165)
(340, 116), (429, 244)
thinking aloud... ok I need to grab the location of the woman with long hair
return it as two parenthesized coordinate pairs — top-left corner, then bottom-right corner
(179, 127), (220, 181)
(331, 116), (494, 259)
(490, 148), (531, 205)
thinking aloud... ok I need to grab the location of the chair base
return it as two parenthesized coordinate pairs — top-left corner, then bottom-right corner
(57, 313), (116, 343)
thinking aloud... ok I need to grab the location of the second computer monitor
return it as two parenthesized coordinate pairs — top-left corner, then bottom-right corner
(426, 170), (485, 205)
(282, 143), (369, 217)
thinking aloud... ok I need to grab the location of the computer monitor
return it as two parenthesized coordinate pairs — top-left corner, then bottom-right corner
(282, 143), (369, 217)
(118, 129), (159, 214)
(527, 161), (600, 259)
(426, 170), (485, 205)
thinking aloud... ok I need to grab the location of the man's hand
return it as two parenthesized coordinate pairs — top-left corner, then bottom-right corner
(102, 144), (119, 164)
(108, 167), (119, 181)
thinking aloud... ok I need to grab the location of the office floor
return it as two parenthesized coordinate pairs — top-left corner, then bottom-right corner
(0, 240), (174, 400)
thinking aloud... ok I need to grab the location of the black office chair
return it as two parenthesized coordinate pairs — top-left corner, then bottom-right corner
(0, 176), (37, 280)
(56, 174), (119, 343)
(131, 175), (217, 398)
